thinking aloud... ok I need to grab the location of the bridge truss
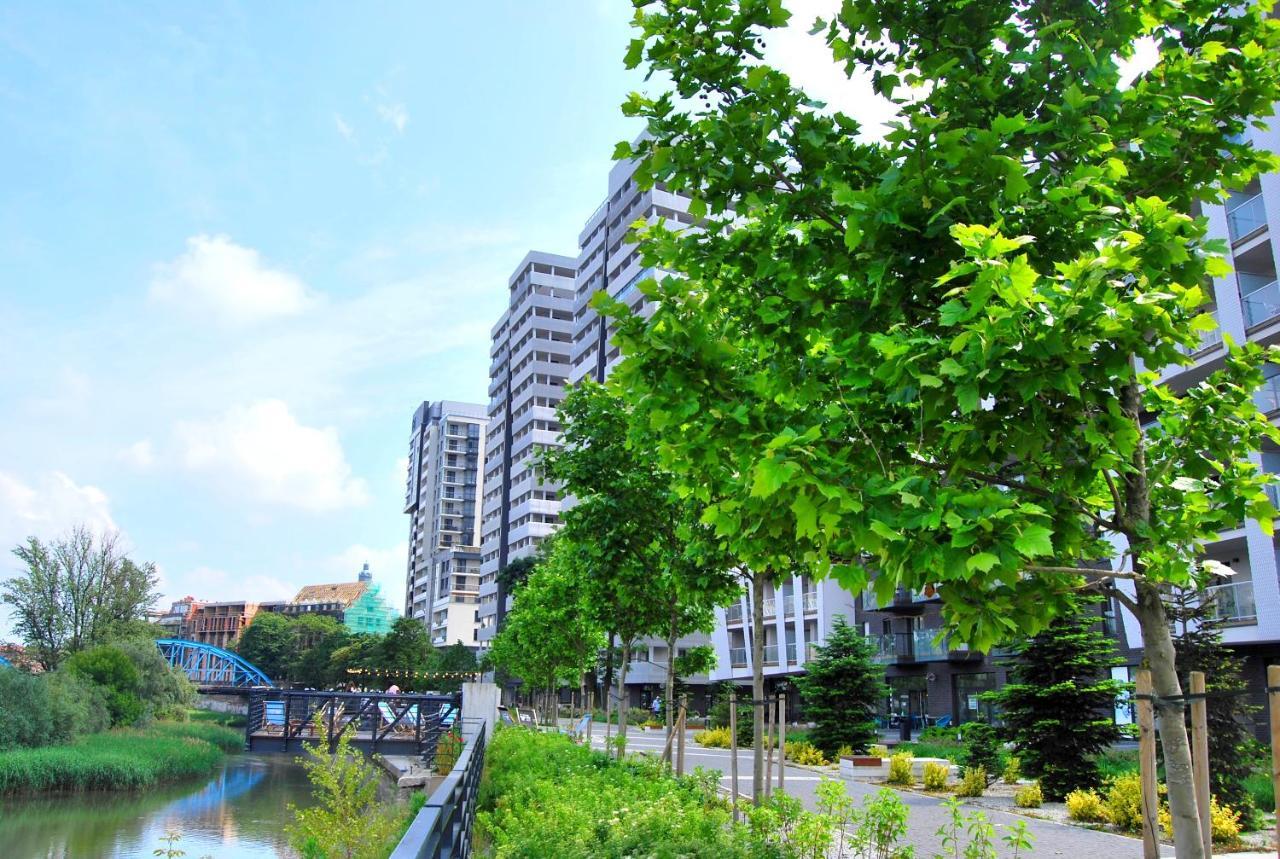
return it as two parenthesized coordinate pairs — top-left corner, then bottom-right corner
(155, 638), (274, 689)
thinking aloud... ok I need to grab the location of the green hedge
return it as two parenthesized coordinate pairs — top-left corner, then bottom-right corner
(0, 721), (238, 794)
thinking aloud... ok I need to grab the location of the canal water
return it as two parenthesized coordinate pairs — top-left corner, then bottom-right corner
(0, 752), (329, 858)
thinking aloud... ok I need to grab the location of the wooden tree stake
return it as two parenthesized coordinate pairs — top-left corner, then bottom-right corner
(1190, 671), (1211, 858)
(1267, 665), (1280, 859)
(1136, 669), (1160, 859)
(730, 689), (740, 822)
(777, 691), (786, 794)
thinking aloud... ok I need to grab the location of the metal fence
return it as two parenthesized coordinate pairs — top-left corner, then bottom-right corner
(390, 718), (488, 859)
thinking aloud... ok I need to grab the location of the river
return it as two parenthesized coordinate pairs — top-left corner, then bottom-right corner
(0, 752), (328, 858)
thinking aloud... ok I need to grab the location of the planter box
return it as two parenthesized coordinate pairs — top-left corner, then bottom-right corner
(844, 756), (883, 767)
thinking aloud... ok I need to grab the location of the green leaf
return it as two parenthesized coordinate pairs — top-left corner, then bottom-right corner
(1013, 525), (1054, 558)
(967, 552), (1000, 573)
(844, 220), (863, 251)
(957, 384), (980, 414)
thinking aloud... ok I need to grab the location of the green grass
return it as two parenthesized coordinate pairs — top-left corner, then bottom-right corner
(894, 740), (966, 763)
(1096, 749), (1139, 782)
(187, 708), (246, 729)
(1245, 770), (1275, 813)
(0, 721), (239, 794)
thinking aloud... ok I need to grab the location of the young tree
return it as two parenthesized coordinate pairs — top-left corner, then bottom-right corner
(487, 543), (605, 723)
(286, 725), (398, 859)
(378, 616), (433, 692)
(794, 615), (886, 758)
(610, 2), (1280, 851)
(988, 596), (1124, 799)
(4, 528), (159, 668)
(235, 612), (295, 682)
(430, 641), (479, 694)
(1168, 587), (1261, 819)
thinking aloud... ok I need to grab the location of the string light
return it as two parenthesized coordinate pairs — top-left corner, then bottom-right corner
(344, 668), (481, 679)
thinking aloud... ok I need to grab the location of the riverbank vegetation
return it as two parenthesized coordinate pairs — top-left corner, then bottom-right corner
(0, 720), (240, 794)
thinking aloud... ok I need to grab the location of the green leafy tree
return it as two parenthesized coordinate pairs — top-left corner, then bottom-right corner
(289, 614), (351, 689)
(429, 641), (478, 694)
(64, 644), (144, 727)
(4, 527), (159, 669)
(794, 616), (886, 757)
(610, 2), (1280, 851)
(1168, 587), (1261, 821)
(329, 633), (383, 688)
(988, 597), (1123, 799)
(377, 616), (433, 692)
(286, 723), (399, 859)
(112, 635), (196, 721)
(235, 612), (295, 682)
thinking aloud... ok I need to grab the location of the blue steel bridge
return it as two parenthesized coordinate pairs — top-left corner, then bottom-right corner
(154, 638), (274, 691)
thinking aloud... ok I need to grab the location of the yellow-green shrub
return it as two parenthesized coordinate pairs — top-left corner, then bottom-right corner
(1105, 773), (1162, 831)
(887, 752), (914, 786)
(955, 766), (986, 798)
(694, 727), (732, 749)
(1002, 756), (1021, 784)
(869, 744), (890, 759)
(1065, 789), (1110, 823)
(1014, 782), (1043, 808)
(785, 740), (827, 767)
(922, 761), (949, 791)
(835, 744), (854, 760)
(1158, 798), (1242, 848)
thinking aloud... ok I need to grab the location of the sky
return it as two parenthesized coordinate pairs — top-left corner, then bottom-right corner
(0, 0), (899, 632)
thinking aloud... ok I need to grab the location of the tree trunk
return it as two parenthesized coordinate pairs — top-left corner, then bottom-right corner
(1135, 581), (1204, 859)
(604, 630), (616, 743)
(751, 571), (766, 803)
(617, 640), (632, 759)
(664, 608), (678, 760)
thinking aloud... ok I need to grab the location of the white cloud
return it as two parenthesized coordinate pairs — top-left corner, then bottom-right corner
(166, 565), (298, 604)
(0, 470), (117, 552)
(176, 400), (370, 512)
(119, 439), (155, 468)
(328, 542), (408, 583)
(150, 234), (316, 324)
(334, 113), (354, 141)
(375, 100), (408, 133)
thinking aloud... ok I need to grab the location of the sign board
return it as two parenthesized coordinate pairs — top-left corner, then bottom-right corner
(515, 706), (538, 728)
(498, 707), (516, 726)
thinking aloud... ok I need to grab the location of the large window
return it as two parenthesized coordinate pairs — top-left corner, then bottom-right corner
(954, 672), (998, 725)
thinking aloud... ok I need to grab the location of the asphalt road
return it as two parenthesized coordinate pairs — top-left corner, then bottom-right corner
(587, 725), (1179, 858)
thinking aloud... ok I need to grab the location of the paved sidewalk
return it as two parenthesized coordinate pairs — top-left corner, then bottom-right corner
(587, 725), (1174, 858)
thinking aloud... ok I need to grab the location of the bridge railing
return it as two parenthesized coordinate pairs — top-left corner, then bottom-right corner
(245, 689), (459, 764)
(390, 717), (487, 859)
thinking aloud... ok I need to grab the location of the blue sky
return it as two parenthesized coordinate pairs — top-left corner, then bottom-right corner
(0, 1), (657, 622)
(0, 0), (902, 634)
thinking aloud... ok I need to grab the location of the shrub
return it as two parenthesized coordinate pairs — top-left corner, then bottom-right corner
(887, 752), (914, 786)
(920, 725), (963, 742)
(1064, 788), (1110, 823)
(287, 726), (398, 859)
(961, 723), (1000, 783)
(1014, 782), (1043, 808)
(111, 637), (195, 722)
(794, 616), (886, 757)
(922, 761), (950, 791)
(0, 670), (57, 751)
(869, 743), (890, 759)
(1002, 756), (1021, 784)
(694, 726), (732, 748)
(1158, 797), (1243, 847)
(784, 740), (827, 766)
(63, 646), (144, 727)
(1105, 772), (1164, 831)
(955, 766), (986, 798)
(835, 744), (854, 759)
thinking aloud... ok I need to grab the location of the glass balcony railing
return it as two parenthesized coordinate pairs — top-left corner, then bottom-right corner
(761, 597), (776, 617)
(783, 597), (796, 617)
(869, 633), (896, 664)
(1202, 580), (1258, 624)
(911, 629), (948, 660)
(785, 643), (798, 664)
(725, 603), (744, 625)
(762, 644), (780, 666)
(1241, 277), (1280, 328)
(1177, 310), (1224, 354)
(806, 642), (819, 661)
(729, 647), (748, 668)
(862, 585), (878, 610)
(1266, 483), (1280, 509)
(1227, 193), (1268, 243)
(802, 591), (818, 613)
(1255, 375), (1280, 414)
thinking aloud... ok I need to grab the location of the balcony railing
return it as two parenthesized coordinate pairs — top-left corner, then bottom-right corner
(729, 647), (748, 668)
(869, 633), (896, 664)
(725, 603), (744, 625)
(761, 597), (776, 617)
(1255, 374), (1280, 414)
(908, 629), (948, 661)
(1241, 277), (1280, 328)
(806, 642), (819, 661)
(802, 591), (818, 614)
(762, 644), (780, 666)
(785, 643), (798, 663)
(1266, 483), (1280, 509)
(783, 597), (795, 617)
(1202, 580), (1258, 624)
(1177, 311), (1224, 355)
(1227, 193), (1268, 243)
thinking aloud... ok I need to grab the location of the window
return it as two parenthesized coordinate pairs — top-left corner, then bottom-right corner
(954, 673), (998, 725)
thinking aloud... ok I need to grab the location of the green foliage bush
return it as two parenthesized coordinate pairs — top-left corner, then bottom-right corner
(887, 752), (914, 786)
(63, 645), (143, 727)
(287, 727), (399, 859)
(794, 616), (886, 757)
(922, 761), (950, 791)
(1014, 782), (1043, 808)
(0, 722), (234, 793)
(1002, 756), (1021, 784)
(1159, 797), (1243, 848)
(784, 740), (827, 766)
(1105, 772), (1160, 831)
(694, 726), (732, 748)
(112, 637), (195, 722)
(961, 723), (1001, 781)
(1065, 788), (1110, 823)
(955, 766), (987, 798)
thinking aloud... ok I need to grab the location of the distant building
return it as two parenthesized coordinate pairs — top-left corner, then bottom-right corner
(284, 580), (369, 621)
(154, 597), (200, 638)
(188, 600), (282, 650)
(344, 563), (399, 635)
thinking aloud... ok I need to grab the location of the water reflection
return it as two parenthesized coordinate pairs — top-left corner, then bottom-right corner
(0, 753), (320, 858)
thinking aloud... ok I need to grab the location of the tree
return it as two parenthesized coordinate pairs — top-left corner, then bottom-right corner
(1168, 587), (1261, 820)
(289, 614), (351, 689)
(610, 2), (1280, 852)
(487, 542), (605, 723)
(377, 616), (433, 691)
(63, 644), (143, 727)
(430, 642), (478, 694)
(4, 528), (159, 669)
(235, 612), (296, 682)
(794, 615), (886, 758)
(988, 596), (1124, 799)
(544, 382), (735, 756)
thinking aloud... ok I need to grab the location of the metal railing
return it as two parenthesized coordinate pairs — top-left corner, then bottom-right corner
(785, 643), (798, 664)
(1227, 193), (1268, 242)
(762, 644), (779, 666)
(725, 603), (744, 625)
(1241, 278), (1280, 328)
(802, 591), (818, 614)
(729, 647), (748, 668)
(1201, 580), (1258, 624)
(1255, 374), (1280, 413)
(391, 718), (487, 859)
(761, 597), (776, 617)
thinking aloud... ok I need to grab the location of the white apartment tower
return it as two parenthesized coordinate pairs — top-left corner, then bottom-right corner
(475, 252), (577, 645)
(404, 400), (488, 647)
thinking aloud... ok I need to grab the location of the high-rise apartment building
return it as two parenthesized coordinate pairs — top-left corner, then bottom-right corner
(476, 252), (577, 645)
(404, 400), (488, 648)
